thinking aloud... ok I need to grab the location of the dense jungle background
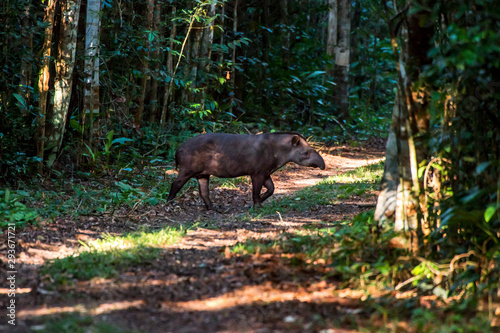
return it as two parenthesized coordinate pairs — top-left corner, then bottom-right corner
(1, 0), (499, 332)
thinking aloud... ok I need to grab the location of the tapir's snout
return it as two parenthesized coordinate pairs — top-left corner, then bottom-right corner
(311, 152), (326, 170)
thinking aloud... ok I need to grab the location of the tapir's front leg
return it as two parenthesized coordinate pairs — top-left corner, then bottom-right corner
(260, 176), (275, 202)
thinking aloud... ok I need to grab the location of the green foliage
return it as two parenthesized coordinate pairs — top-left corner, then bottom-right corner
(37, 314), (137, 333)
(0, 189), (39, 229)
(415, 1), (500, 298)
(409, 308), (493, 333)
(42, 226), (186, 285)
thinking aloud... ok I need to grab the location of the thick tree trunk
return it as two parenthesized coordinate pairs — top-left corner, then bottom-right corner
(374, 92), (400, 224)
(46, 0), (81, 168)
(83, 0), (101, 154)
(376, 1), (434, 248)
(334, 0), (351, 120)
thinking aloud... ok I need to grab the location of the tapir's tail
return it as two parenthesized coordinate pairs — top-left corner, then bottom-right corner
(174, 148), (180, 170)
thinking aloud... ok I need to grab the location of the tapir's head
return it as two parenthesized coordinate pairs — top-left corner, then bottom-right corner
(288, 135), (326, 170)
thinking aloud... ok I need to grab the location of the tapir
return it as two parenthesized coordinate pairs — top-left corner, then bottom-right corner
(167, 132), (326, 210)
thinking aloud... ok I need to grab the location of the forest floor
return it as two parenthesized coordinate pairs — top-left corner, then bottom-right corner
(4, 139), (494, 332)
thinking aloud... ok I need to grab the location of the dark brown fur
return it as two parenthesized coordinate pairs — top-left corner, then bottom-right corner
(167, 132), (325, 210)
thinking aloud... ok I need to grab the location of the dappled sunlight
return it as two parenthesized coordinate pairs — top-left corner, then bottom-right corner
(18, 300), (145, 319)
(162, 283), (356, 312)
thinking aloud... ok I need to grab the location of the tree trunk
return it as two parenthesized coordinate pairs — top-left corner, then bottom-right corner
(149, 0), (162, 123)
(45, 0), (81, 168)
(280, 0), (290, 68)
(83, 0), (101, 155)
(334, 0), (351, 120)
(200, 2), (217, 74)
(199, 1), (217, 109)
(37, 0), (57, 170)
(160, 6), (177, 126)
(19, 0), (33, 115)
(375, 91), (400, 224)
(135, 0), (155, 127)
(375, 1), (434, 249)
(229, 0), (239, 114)
(326, 0), (337, 77)
(189, 20), (203, 102)
(217, 2), (226, 72)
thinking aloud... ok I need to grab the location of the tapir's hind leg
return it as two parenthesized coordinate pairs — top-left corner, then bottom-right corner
(196, 175), (213, 210)
(251, 175), (265, 208)
(167, 171), (193, 202)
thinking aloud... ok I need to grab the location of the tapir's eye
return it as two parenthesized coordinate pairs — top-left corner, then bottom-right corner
(302, 151), (310, 157)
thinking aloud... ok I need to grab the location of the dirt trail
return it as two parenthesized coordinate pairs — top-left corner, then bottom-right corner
(4, 143), (385, 333)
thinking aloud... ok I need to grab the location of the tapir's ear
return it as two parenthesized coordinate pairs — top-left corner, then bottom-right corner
(291, 135), (300, 147)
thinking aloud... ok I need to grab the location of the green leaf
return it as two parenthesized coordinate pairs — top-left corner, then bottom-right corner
(106, 130), (114, 143)
(12, 93), (26, 107)
(484, 205), (497, 222)
(69, 119), (83, 133)
(111, 137), (133, 145)
(475, 161), (491, 175)
(305, 71), (326, 80)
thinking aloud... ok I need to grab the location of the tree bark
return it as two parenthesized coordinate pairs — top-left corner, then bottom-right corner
(19, 0), (33, 115)
(83, 0), (101, 154)
(374, 92), (400, 224)
(375, 1), (434, 249)
(46, 0), (81, 168)
(280, 0), (290, 68)
(199, 1), (217, 109)
(326, 0), (337, 76)
(160, 6), (177, 126)
(135, 0), (155, 127)
(229, 0), (239, 114)
(334, 0), (351, 120)
(37, 0), (57, 170)
(149, 0), (162, 123)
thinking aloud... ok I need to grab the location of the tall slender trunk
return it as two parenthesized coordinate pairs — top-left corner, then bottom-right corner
(260, 0), (269, 109)
(280, 0), (290, 68)
(83, 0), (101, 157)
(326, 0), (337, 77)
(199, 1), (217, 109)
(37, 0), (57, 171)
(189, 20), (203, 102)
(149, 0), (162, 123)
(200, 2), (217, 74)
(161, 6), (177, 126)
(46, 0), (82, 168)
(334, 0), (351, 120)
(19, 0), (33, 115)
(229, 0), (239, 114)
(217, 2), (225, 74)
(135, 0), (155, 127)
